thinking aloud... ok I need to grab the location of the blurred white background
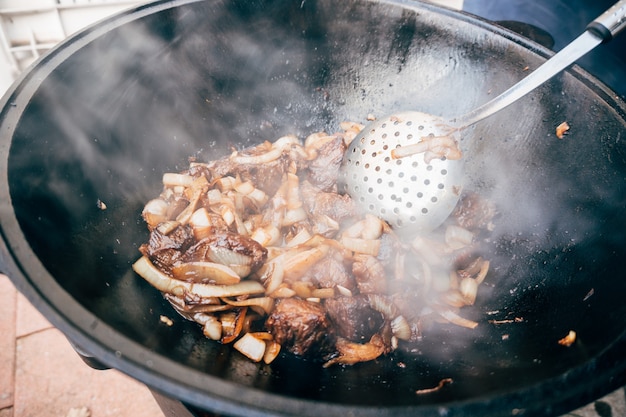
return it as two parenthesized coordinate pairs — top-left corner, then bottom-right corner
(0, 0), (150, 93)
(0, 0), (463, 95)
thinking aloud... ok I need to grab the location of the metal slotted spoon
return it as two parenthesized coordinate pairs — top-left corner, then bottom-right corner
(340, 0), (626, 235)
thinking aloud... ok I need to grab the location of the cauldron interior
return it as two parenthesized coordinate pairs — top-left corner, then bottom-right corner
(1, 1), (626, 416)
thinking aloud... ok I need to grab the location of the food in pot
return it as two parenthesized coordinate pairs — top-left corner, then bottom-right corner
(133, 121), (496, 366)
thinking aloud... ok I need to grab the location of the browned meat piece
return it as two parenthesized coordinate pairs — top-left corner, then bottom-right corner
(182, 231), (268, 273)
(300, 180), (356, 224)
(265, 298), (335, 357)
(307, 136), (346, 192)
(324, 296), (384, 343)
(210, 154), (290, 196)
(303, 251), (356, 291)
(352, 254), (387, 294)
(140, 224), (195, 273)
(451, 192), (497, 232)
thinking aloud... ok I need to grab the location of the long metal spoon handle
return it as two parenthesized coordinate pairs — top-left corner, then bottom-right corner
(588, 0), (626, 41)
(454, 0), (626, 128)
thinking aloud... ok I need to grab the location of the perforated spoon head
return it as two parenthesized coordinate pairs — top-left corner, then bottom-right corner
(339, 111), (464, 235)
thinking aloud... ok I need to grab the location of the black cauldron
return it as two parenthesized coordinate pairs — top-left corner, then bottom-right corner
(1, 1), (625, 416)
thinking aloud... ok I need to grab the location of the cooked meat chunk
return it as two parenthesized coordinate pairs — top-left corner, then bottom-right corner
(182, 231), (268, 273)
(303, 251), (356, 291)
(352, 254), (387, 294)
(300, 180), (356, 224)
(325, 296), (384, 343)
(140, 223), (195, 273)
(265, 298), (335, 357)
(307, 136), (346, 192)
(452, 192), (497, 232)
(210, 153), (290, 196)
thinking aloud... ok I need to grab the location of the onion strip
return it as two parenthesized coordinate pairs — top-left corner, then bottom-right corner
(221, 297), (274, 314)
(133, 256), (265, 298)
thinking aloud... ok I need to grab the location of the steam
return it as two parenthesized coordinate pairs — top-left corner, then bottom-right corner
(7, 0), (623, 374)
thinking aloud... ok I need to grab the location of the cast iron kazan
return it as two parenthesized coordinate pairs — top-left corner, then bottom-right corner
(1, 1), (625, 416)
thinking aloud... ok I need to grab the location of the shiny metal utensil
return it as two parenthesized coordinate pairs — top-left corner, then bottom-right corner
(340, 0), (626, 235)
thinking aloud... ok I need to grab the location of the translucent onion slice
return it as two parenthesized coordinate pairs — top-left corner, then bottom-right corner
(163, 173), (195, 187)
(250, 225), (281, 247)
(220, 308), (247, 344)
(390, 315), (412, 340)
(233, 333), (266, 362)
(133, 256), (264, 298)
(269, 285), (296, 298)
(171, 262), (241, 285)
(343, 214), (383, 240)
(192, 313), (222, 340)
(340, 237), (380, 256)
(221, 297), (274, 314)
(438, 309), (479, 329)
(444, 225), (474, 250)
(142, 198), (169, 229)
(459, 277), (478, 305)
(283, 245), (329, 282)
(311, 288), (335, 299)
(206, 246), (252, 270)
(258, 262), (284, 295)
(283, 207), (307, 226)
(263, 340), (281, 364)
(285, 228), (312, 247)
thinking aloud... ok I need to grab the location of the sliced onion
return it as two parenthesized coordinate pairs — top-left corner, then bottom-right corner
(269, 285), (296, 298)
(206, 246), (253, 269)
(247, 188), (268, 207)
(283, 245), (329, 282)
(163, 173), (195, 187)
(340, 237), (380, 256)
(234, 180), (255, 195)
(221, 297), (274, 314)
(459, 277), (478, 305)
(206, 188), (222, 204)
(367, 294), (399, 319)
(171, 262), (241, 285)
(193, 313), (222, 340)
(258, 261), (284, 295)
(438, 309), (479, 329)
(263, 340), (281, 364)
(286, 228), (312, 247)
(286, 173), (302, 210)
(214, 176), (237, 191)
(390, 315), (411, 340)
(142, 198), (170, 229)
(230, 146), (282, 165)
(155, 220), (181, 236)
(291, 281), (313, 298)
(250, 225), (281, 247)
(343, 214), (385, 240)
(220, 308), (247, 344)
(441, 290), (467, 308)
(283, 207), (307, 226)
(444, 225), (474, 250)
(311, 288), (335, 299)
(233, 333), (267, 362)
(336, 285), (353, 297)
(189, 208), (213, 240)
(475, 260), (490, 285)
(133, 256), (264, 298)
(228, 264), (252, 278)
